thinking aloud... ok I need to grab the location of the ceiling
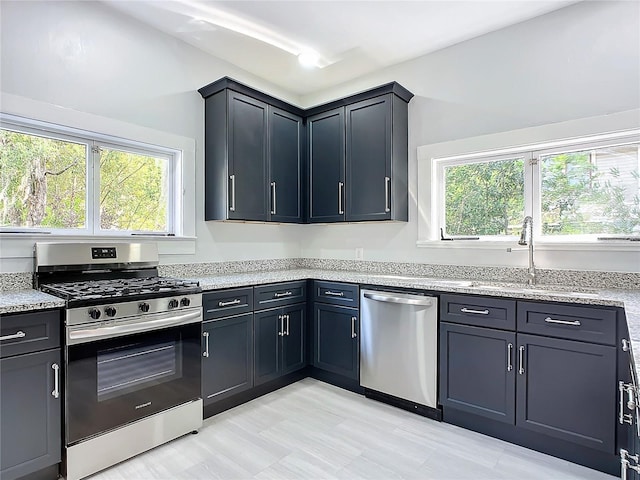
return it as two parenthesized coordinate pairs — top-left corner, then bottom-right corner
(103, 0), (579, 95)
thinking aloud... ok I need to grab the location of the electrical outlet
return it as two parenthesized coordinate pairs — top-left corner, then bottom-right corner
(355, 247), (364, 260)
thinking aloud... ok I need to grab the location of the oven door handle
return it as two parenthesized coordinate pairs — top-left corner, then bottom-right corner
(67, 310), (202, 345)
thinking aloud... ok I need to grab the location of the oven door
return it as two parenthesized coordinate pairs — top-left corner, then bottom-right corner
(65, 308), (202, 445)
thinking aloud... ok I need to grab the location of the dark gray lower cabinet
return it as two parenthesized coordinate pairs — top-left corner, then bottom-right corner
(202, 314), (253, 405)
(254, 304), (305, 386)
(313, 303), (359, 381)
(516, 333), (616, 453)
(0, 349), (61, 480)
(439, 322), (515, 424)
(440, 324), (617, 455)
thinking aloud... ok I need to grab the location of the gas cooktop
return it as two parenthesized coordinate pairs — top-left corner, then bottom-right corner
(41, 276), (201, 307)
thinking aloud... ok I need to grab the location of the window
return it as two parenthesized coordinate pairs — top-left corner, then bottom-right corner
(434, 132), (640, 241)
(0, 116), (181, 236)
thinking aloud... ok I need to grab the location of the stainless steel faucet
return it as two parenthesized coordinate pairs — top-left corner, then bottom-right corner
(518, 216), (536, 285)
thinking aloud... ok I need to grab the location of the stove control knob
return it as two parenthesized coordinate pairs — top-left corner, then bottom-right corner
(88, 308), (101, 320)
(180, 297), (191, 307)
(105, 306), (117, 317)
(168, 299), (179, 309)
(139, 302), (150, 313)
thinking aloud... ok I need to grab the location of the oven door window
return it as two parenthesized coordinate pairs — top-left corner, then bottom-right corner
(66, 322), (201, 445)
(97, 338), (181, 402)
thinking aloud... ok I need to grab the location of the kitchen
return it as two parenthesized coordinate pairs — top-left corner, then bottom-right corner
(1, 1), (639, 479)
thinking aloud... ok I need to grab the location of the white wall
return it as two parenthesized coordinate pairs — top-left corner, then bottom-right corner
(298, 0), (640, 272)
(0, 0), (302, 271)
(1, 0), (639, 273)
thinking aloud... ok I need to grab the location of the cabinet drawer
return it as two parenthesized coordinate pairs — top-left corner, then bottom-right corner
(0, 310), (61, 358)
(254, 281), (306, 310)
(440, 294), (516, 330)
(517, 301), (617, 345)
(203, 287), (253, 320)
(313, 281), (359, 307)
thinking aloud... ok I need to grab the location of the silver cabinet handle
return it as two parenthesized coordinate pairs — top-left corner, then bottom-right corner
(203, 331), (210, 358)
(460, 307), (490, 315)
(518, 346), (525, 375)
(384, 176), (390, 213)
(278, 315), (284, 336)
(51, 363), (60, 399)
(544, 317), (581, 326)
(274, 291), (292, 298)
(0, 330), (26, 341)
(507, 343), (513, 372)
(351, 316), (357, 338)
(229, 174), (236, 212)
(218, 299), (241, 307)
(286, 314), (290, 336)
(270, 181), (276, 215)
(325, 291), (344, 297)
(338, 181), (344, 215)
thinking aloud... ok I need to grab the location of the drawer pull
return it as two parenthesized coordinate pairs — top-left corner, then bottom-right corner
(0, 330), (26, 341)
(325, 291), (344, 297)
(52, 363), (60, 399)
(218, 299), (241, 307)
(544, 317), (581, 326)
(460, 308), (489, 315)
(274, 291), (292, 298)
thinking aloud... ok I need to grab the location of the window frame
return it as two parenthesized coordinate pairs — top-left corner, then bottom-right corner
(0, 113), (183, 237)
(431, 129), (640, 244)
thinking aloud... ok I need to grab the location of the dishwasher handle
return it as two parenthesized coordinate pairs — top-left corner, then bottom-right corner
(362, 291), (435, 307)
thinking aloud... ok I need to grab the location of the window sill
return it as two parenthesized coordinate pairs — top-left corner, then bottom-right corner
(0, 233), (196, 258)
(416, 239), (640, 252)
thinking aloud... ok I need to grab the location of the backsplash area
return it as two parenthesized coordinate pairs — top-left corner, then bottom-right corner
(2, 258), (638, 292)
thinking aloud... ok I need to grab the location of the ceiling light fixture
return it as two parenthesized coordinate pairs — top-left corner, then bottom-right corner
(298, 50), (321, 68)
(179, 0), (330, 68)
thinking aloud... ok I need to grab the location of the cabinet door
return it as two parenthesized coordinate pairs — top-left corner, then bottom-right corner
(516, 334), (616, 453)
(254, 309), (282, 386)
(202, 314), (253, 405)
(228, 91), (268, 221)
(269, 107), (303, 223)
(281, 304), (306, 375)
(313, 303), (359, 380)
(345, 95), (392, 221)
(439, 323), (516, 424)
(1, 349), (61, 480)
(308, 108), (345, 223)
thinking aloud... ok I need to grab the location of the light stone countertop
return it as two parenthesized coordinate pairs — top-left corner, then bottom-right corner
(2, 267), (639, 394)
(0, 289), (65, 314)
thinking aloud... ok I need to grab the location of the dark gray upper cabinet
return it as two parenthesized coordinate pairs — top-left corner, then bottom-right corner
(308, 108), (346, 223)
(201, 313), (253, 406)
(269, 107), (304, 223)
(439, 322), (516, 424)
(308, 93), (410, 223)
(199, 77), (412, 224)
(516, 333), (616, 453)
(199, 79), (303, 222)
(345, 94), (408, 221)
(227, 91), (269, 221)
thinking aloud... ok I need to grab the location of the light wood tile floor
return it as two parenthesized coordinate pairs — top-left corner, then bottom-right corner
(89, 378), (617, 480)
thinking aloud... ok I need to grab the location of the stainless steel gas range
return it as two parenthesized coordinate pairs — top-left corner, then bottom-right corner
(34, 242), (203, 480)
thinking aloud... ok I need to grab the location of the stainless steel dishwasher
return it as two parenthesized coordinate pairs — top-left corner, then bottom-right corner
(360, 289), (440, 418)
